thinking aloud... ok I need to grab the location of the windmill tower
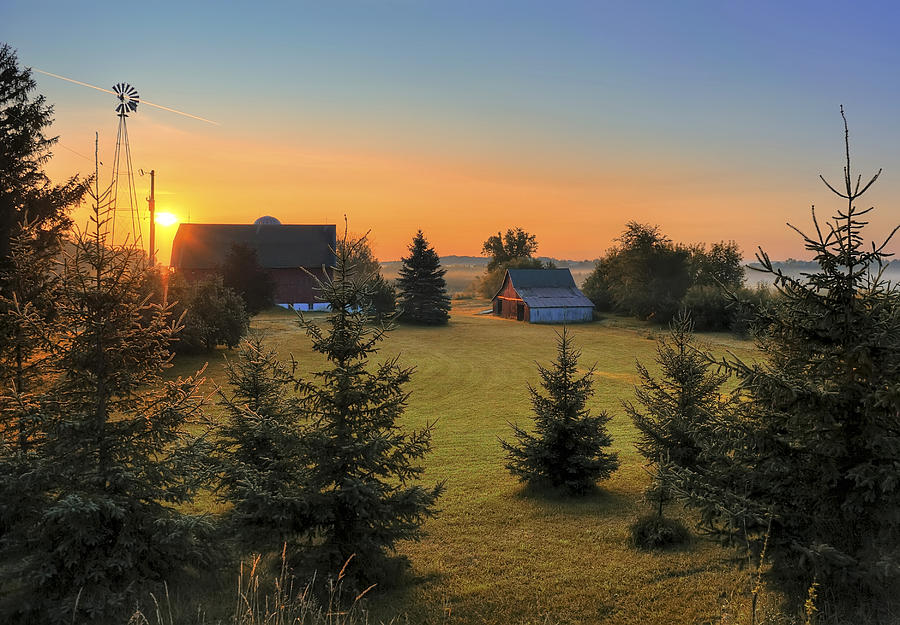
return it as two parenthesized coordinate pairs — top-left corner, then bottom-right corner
(108, 83), (142, 247)
(35, 69), (218, 262)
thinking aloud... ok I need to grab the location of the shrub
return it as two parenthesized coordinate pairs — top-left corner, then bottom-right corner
(629, 514), (690, 550)
(680, 284), (731, 331)
(168, 274), (249, 353)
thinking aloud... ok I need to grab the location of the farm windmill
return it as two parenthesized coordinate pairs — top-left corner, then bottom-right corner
(109, 82), (141, 248)
(35, 69), (217, 262)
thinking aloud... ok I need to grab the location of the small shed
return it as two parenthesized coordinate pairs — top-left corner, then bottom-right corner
(170, 221), (336, 309)
(492, 268), (594, 324)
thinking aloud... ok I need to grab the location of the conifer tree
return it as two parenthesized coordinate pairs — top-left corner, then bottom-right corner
(294, 229), (444, 576)
(676, 109), (900, 610)
(213, 336), (309, 550)
(396, 230), (451, 325)
(0, 44), (84, 270)
(624, 312), (726, 519)
(0, 173), (213, 623)
(502, 329), (619, 495)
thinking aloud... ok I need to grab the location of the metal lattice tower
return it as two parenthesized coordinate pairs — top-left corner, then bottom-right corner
(108, 83), (143, 246)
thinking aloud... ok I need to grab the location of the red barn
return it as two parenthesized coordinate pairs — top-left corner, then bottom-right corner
(492, 268), (594, 323)
(170, 218), (336, 309)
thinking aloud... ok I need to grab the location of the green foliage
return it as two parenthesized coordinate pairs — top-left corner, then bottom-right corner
(221, 243), (275, 315)
(368, 272), (397, 320)
(0, 44), (84, 270)
(680, 284), (731, 331)
(502, 329), (619, 495)
(688, 240), (745, 290)
(169, 274), (249, 353)
(675, 111), (900, 612)
(336, 232), (396, 319)
(477, 227), (546, 297)
(397, 230), (451, 325)
(0, 186), (213, 623)
(629, 513), (690, 550)
(293, 232), (444, 576)
(583, 225), (746, 327)
(0, 217), (60, 454)
(482, 227), (539, 272)
(213, 336), (309, 551)
(624, 312), (726, 526)
(0, 45), (84, 429)
(584, 222), (693, 323)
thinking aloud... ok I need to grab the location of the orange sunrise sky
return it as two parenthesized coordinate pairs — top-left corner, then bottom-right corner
(5, 1), (900, 265)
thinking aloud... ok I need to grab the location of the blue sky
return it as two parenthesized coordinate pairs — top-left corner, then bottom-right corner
(4, 1), (900, 261)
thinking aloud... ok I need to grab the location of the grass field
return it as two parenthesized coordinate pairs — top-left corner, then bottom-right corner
(170, 301), (763, 625)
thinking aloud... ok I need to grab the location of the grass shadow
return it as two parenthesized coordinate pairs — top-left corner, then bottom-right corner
(513, 481), (633, 517)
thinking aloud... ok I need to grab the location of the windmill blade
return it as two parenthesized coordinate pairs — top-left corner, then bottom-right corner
(34, 69), (219, 125)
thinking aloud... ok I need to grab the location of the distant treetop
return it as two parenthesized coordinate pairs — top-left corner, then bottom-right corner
(254, 215), (281, 225)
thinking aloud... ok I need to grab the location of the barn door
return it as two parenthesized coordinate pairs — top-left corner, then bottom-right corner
(516, 302), (525, 321)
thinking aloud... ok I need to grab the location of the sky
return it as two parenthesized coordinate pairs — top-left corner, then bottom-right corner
(4, 1), (900, 264)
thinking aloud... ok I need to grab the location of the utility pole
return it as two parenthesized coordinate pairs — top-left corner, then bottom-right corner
(147, 169), (156, 264)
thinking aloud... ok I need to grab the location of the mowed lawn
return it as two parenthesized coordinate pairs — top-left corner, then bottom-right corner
(170, 300), (760, 625)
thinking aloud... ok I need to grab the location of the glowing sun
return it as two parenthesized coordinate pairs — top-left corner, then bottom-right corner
(154, 212), (178, 227)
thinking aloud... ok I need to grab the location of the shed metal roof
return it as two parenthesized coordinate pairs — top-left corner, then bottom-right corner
(496, 269), (594, 309)
(171, 223), (336, 269)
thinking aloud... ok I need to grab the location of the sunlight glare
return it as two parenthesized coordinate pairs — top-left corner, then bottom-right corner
(154, 212), (178, 227)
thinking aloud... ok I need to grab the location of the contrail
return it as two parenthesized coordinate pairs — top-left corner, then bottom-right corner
(34, 69), (220, 126)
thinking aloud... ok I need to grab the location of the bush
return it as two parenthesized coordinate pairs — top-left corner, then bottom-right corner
(680, 284), (731, 331)
(728, 283), (779, 337)
(168, 275), (249, 353)
(629, 514), (690, 550)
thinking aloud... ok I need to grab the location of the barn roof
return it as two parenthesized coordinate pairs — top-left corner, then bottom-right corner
(498, 269), (594, 309)
(171, 223), (336, 269)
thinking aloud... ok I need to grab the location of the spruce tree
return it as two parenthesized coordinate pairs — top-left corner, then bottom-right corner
(396, 230), (451, 325)
(676, 109), (900, 611)
(0, 44), (84, 269)
(502, 329), (619, 495)
(213, 336), (309, 551)
(0, 173), (213, 623)
(294, 230), (444, 577)
(625, 312), (727, 519)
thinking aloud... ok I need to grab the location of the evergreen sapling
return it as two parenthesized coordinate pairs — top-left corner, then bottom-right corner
(213, 335), (309, 552)
(624, 312), (724, 548)
(0, 163), (213, 624)
(294, 230), (444, 579)
(396, 230), (451, 325)
(675, 109), (900, 612)
(502, 328), (619, 495)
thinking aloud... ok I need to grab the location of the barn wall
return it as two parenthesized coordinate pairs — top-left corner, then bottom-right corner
(269, 267), (331, 305)
(493, 277), (524, 320)
(528, 307), (594, 324)
(175, 266), (332, 305)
